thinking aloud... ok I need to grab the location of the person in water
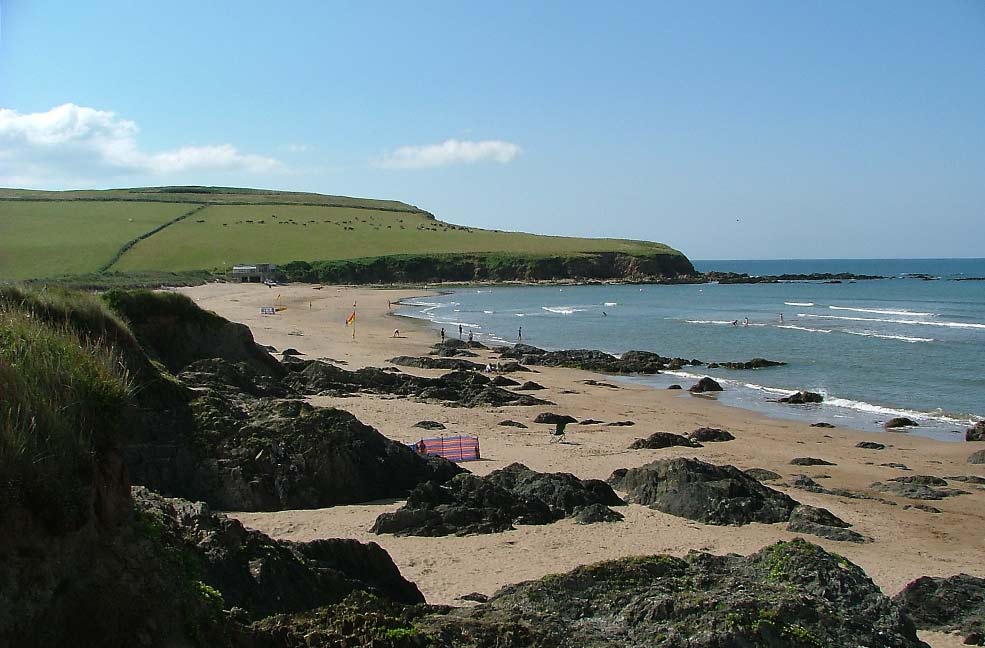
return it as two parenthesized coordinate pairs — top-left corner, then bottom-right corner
(731, 320), (739, 326)
(743, 317), (749, 327)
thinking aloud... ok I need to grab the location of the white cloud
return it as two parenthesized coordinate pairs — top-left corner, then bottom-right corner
(281, 143), (314, 153)
(378, 139), (521, 169)
(0, 103), (283, 186)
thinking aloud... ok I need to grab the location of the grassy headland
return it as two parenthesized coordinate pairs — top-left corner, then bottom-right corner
(0, 186), (693, 282)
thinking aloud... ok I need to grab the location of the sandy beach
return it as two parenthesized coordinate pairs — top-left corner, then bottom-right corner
(181, 282), (985, 648)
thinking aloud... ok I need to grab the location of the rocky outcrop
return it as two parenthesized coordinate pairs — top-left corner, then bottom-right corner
(857, 441), (886, 450)
(389, 355), (485, 371)
(533, 412), (578, 426)
(516, 381), (545, 390)
(422, 539), (926, 647)
(629, 432), (702, 450)
(707, 358), (786, 370)
(498, 420), (528, 428)
(413, 420), (446, 430)
(871, 476), (970, 501)
(970, 449), (985, 464)
(884, 417), (918, 429)
(689, 377), (723, 393)
(786, 505), (867, 543)
(371, 464), (623, 537)
(894, 574), (985, 644)
(689, 427), (735, 442)
(779, 391), (823, 404)
(967, 421), (985, 442)
(608, 458), (797, 525)
(790, 457), (836, 466)
(744, 468), (782, 482)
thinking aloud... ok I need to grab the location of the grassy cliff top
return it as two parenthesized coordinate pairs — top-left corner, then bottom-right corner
(0, 186), (688, 280)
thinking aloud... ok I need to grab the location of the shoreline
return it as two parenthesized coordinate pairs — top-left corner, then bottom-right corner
(178, 283), (984, 647)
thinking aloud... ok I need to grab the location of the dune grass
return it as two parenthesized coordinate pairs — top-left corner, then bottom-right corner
(0, 287), (132, 531)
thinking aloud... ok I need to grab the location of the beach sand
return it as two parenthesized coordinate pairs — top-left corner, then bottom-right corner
(181, 282), (985, 648)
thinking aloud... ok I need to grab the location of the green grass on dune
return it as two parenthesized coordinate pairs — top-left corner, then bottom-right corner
(0, 200), (190, 279)
(113, 203), (674, 272)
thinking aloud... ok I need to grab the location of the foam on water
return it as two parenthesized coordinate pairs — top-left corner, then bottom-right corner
(843, 330), (933, 343)
(785, 301), (814, 306)
(542, 306), (586, 315)
(829, 305), (937, 317)
(799, 313), (985, 329)
(776, 324), (832, 334)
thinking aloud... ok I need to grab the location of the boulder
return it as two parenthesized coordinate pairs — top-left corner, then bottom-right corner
(790, 457), (836, 466)
(412, 420), (446, 430)
(371, 464), (622, 537)
(628, 432), (703, 450)
(871, 476), (970, 500)
(497, 420), (528, 428)
(573, 503), (625, 524)
(713, 358), (786, 370)
(884, 417), (918, 429)
(578, 419), (605, 425)
(970, 449), (985, 464)
(880, 462), (910, 470)
(516, 381), (546, 391)
(779, 391), (823, 404)
(945, 475), (985, 484)
(490, 375), (520, 387)
(811, 422), (836, 428)
(856, 441), (886, 450)
(786, 504), (867, 543)
(608, 458), (797, 525)
(605, 420), (635, 427)
(689, 377), (723, 393)
(744, 468), (782, 482)
(894, 574), (985, 644)
(388, 356), (485, 371)
(967, 421), (985, 442)
(689, 427), (735, 442)
(422, 539), (928, 647)
(667, 384), (683, 390)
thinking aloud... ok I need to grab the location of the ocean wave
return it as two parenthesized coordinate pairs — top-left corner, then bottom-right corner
(685, 319), (736, 325)
(604, 302), (618, 306)
(829, 305), (937, 317)
(798, 313), (985, 329)
(483, 310), (495, 314)
(542, 306), (586, 315)
(843, 330), (934, 343)
(784, 302), (814, 307)
(432, 319), (482, 329)
(776, 324), (832, 334)
(822, 397), (976, 427)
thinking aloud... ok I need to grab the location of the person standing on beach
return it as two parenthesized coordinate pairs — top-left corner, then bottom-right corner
(468, 330), (474, 343)
(459, 324), (463, 338)
(440, 328), (445, 342)
(518, 326), (522, 341)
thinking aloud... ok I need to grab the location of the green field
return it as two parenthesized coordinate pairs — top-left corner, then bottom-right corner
(0, 186), (685, 280)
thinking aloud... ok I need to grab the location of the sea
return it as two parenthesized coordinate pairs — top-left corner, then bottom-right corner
(396, 258), (985, 442)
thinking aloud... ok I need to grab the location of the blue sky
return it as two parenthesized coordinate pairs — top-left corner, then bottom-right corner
(1, 0), (983, 259)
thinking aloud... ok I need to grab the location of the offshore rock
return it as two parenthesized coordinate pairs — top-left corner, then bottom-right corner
(689, 377), (723, 393)
(779, 391), (823, 404)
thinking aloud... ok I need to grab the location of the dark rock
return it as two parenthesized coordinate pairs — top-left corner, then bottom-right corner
(811, 422), (836, 428)
(282, 348), (303, 356)
(667, 384), (682, 390)
(967, 421), (985, 442)
(884, 417), (918, 429)
(744, 468), (782, 482)
(424, 538), (927, 647)
(573, 503), (625, 524)
(516, 381), (545, 391)
(903, 504), (942, 513)
(497, 420), (528, 428)
(857, 441), (886, 450)
(970, 450), (985, 464)
(871, 476), (970, 500)
(496, 361), (531, 373)
(689, 427), (735, 442)
(786, 504), (867, 543)
(880, 462), (911, 470)
(894, 574), (985, 644)
(689, 376), (723, 393)
(578, 419), (605, 425)
(629, 432), (703, 450)
(713, 358), (786, 370)
(501, 346), (671, 375)
(606, 420), (636, 427)
(790, 457), (836, 466)
(608, 458), (797, 525)
(180, 358), (293, 398)
(533, 413), (578, 426)
(945, 475), (985, 485)
(413, 420), (446, 430)
(779, 391), (824, 404)
(490, 375), (519, 387)
(389, 355), (485, 371)
(372, 463), (622, 537)
(458, 592), (490, 603)
(581, 379), (620, 389)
